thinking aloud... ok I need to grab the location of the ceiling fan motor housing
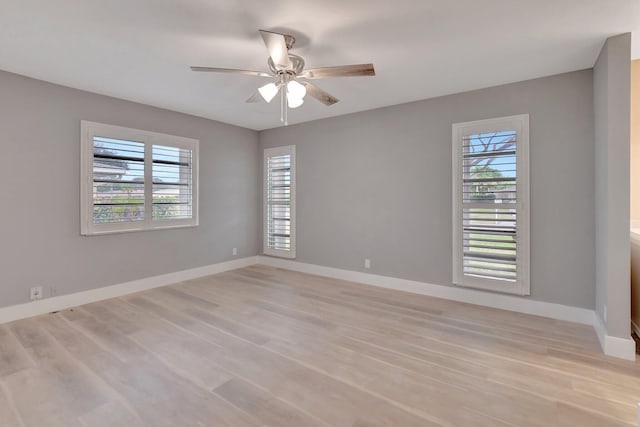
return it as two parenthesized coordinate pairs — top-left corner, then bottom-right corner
(268, 54), (305, 75)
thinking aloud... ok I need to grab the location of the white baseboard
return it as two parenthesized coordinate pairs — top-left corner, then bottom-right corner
(592, 314), (637, 361)
(257, 256), (637, 361)
(0, 256), (259, 324)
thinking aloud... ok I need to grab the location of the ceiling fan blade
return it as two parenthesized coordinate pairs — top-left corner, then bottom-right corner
(259, 30), (290, 69)
(301, 82), (339, 106)
(246, 91), (263, 103)
(301, 64), (375, 79)
(190, 67), (272, 77)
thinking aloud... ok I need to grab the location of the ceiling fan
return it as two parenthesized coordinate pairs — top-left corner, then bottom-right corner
(191, 30), (375, 125)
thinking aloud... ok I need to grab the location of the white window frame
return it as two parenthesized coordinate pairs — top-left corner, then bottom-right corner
(452, 114), (530, 295)
(80, 121), (199, 236)
(263, 145), (296, 259)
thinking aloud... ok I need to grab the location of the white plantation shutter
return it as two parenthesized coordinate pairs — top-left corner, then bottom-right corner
(92, 136), (145, 224)
(452, 115), (530, 295)
(152, 145), (193, 221)
(81, 121), (199, 235)
(264, 146), (296, 258)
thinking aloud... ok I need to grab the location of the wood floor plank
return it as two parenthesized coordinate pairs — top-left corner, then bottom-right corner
(199, 272), (640, 394)
(190, 269), (599, 358)
(41, 311), (260, 427)
(182, 306), (271, 345)
(184, 287), (635, 425)
(199, 339), (440, 427)
(0, 325), (34, 377)
(173, 270), (640, 422)
(135, 284), (624, 426)
(268, 335), (634, 426)
(0, 381), (23, 427)
(78, 401), (145, 427)
(76, 296), (235, 394)
(232, 267), (602, 352)
(124, 295), (198, 329)
(128, 317), (235, 391)
(217, 302), (636, 425)
(116, 294), (441, 426)
(6, 318), (110, 427)
(239, 266), (599, 344)
(214, 378), (330, 427)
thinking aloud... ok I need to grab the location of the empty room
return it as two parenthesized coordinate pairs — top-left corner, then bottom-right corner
(1, 1), (640, 426)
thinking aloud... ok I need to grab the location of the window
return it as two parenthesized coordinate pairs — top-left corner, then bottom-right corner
(264, 145), (296, 258)
(452, 114), (530, 295)
(81, 121), (198, 235)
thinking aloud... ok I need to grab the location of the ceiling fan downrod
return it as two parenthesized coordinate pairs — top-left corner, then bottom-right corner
(280, 75), (287, 125)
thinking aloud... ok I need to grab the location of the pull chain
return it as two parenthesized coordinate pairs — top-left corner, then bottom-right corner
(280, 85), (285, 124)
(278, 75), (289, 126)
(284, 88), (288, 126)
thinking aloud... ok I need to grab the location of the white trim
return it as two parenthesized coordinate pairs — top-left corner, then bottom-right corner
(0, 256), (258, 325)
(258, 256), (593, 324)
(593, 314), (637, 360)
(452, 114), (530, 295)
(263, 145), (296, 259)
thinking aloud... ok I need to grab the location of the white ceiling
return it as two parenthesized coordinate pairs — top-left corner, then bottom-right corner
(1, 0), (639, 130)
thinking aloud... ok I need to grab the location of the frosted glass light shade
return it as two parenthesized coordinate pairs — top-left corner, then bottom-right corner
(287, 96), (304, 109)
(258, 83), (279, 103)
(287, 80), (306, 99)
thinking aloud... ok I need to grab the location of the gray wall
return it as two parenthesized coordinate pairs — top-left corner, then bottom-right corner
(0, 70), (260, 309)
(594, 33), (631, 338)
(260, 69), (596, 309)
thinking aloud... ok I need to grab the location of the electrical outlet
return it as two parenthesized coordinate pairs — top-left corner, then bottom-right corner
(232, 247), (238, 256)
(30, 286), (43, 301)
(364, 259), (371, 269)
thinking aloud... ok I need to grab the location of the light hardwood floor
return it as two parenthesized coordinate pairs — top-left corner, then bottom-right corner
(1, 265), (639, 426)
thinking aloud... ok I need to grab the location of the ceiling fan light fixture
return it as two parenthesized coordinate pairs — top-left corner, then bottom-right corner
(287, 80), (307, 99)
(258, 82), (279, 103)
(287, 96), (304, 109)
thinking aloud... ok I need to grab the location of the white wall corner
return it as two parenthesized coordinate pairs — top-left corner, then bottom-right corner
(0, 256), (259, 325)
(593, 313), (637, 361)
